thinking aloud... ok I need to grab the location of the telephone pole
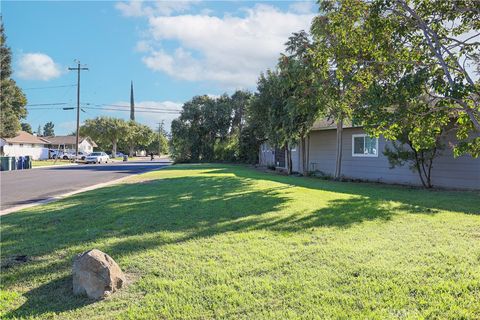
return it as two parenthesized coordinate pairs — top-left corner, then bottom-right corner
(157, 121), (164, 156)
(130, 81), (135, 121)
(68, 61), (88, 157)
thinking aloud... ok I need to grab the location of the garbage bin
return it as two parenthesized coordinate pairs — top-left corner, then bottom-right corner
(123, 155), (128, 162)
(17, 156), (24, 170)
(24, 156), (32, 169)
(0, 156), (13, 171)
(10, 156), (16, 170)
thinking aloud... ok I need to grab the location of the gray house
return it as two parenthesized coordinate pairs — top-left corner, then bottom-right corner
(259, 120), (479, 189)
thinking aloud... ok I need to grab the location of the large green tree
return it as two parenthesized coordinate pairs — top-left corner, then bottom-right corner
(122, 121), (154, 156)
(80, 117), (128, 156)
(0, 21), (27, 138)
(171, 93), (252, 163)
(366, 0), (480, 156)
(310, 0), (382, 178)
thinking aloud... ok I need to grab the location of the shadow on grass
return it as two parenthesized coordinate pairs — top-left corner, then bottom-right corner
(207, 165), (480, 215)
(4, 275), (94, 319)
(1, 163), (478, 317)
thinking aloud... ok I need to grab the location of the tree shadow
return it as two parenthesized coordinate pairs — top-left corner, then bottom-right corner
(3, 275), (94, 319)
(207, 165), (480, 215)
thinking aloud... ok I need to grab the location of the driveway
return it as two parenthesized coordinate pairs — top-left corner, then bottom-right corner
(0, 160), (170, 211)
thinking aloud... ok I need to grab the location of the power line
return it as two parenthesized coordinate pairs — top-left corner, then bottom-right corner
(22, 84), (76, 90)
(26, 103), (68, 106)
(89, 103), (182, 111)
(25, 105), (180, 114)
(83, 106), (180, 114)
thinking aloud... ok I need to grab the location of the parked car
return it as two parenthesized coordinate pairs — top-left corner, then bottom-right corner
(49, 149), (61, 159)
(75, 152), (89, 160)
(85, 152), (110, 164)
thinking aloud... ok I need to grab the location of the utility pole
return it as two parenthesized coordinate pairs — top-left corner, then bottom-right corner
(157, 121), (164, 156)
(130, 81), (135, 121)
(68, 61), (88, 158)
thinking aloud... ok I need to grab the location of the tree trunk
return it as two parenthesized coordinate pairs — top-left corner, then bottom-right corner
(129, 143), (134, 157)
(286, 145), (292, 175)
(334, 119), (343, 179)
(112, 140), (117, 158)
(300, 136), (307, 175)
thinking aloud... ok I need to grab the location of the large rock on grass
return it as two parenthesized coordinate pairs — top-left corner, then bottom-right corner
(72, 249), (126, 299)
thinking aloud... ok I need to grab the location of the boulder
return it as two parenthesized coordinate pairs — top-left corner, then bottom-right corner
(72, 249), (126, 299)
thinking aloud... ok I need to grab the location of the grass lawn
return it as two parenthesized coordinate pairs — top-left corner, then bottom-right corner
(1, 164), (479, 319)
(31, 160), (73, 167)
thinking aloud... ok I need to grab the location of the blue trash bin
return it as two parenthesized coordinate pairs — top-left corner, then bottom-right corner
(24, 156), (32, 169)
(17, 156), (24, 170)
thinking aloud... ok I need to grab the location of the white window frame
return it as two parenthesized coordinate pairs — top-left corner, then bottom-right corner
(352, 134), (378, 157)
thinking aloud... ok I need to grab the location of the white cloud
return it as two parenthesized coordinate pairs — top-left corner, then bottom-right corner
(138, 4), (315, 88)
(116, 0), (198, 17)
(17, 53), (62, 81)
(135, 40), (153, 52)
(289, 1), (315, 14)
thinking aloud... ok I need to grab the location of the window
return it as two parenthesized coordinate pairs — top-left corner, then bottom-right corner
(19, 144), (24, 147)
(352, 134), (378, 157)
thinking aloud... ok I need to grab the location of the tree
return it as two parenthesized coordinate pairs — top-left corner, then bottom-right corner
(149, 131), (168, 155)
(36, 124), (42, 137)
(170, 94), (241, 162)
(43, 121), (55, 136)
(122, 121), (154, 156)
(368, 0), (480, 156)
(310, 0), (377, 178)
(278, 30), (321, 174)
(250, 70), (291, 171)
(21, 123), (32, 134)
(80, 117), (128, 156)
(0, 20), (27, 138)
(360, 69), (449, 188)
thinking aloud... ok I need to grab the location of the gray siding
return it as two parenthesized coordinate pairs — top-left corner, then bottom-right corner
(308, 128), (480, 189)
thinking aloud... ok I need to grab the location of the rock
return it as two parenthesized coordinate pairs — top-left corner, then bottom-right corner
(72, 249), (126, 299)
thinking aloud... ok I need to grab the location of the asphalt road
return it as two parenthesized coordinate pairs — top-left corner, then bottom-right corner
(0, 160), (170, 211)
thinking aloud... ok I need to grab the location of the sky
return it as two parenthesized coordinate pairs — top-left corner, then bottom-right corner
(2, 0), (317, 135)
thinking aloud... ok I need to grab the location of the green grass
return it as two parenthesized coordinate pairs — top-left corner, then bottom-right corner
(31, 160), (73, 167)
(1, 164), (479, 319)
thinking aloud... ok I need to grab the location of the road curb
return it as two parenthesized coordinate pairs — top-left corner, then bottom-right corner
(32, 163), (79, 169)
(0, 165), (168, 216)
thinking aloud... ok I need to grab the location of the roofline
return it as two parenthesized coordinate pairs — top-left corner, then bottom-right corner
(310, 125), (363, 131)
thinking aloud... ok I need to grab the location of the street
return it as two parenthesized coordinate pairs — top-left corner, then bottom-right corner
(0, 160), (170, 211)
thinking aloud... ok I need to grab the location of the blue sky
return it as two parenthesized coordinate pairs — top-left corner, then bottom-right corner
(2, 1), (316, 134)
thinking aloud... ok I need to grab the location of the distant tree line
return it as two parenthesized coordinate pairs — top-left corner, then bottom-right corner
(170, 0), (479, 188)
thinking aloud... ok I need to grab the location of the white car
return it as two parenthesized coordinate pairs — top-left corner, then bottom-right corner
(85, 152), (110, 164)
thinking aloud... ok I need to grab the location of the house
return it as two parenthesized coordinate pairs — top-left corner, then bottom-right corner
(0, 131), (50, 160)
(259, 120), (480, 189)
(45, 136), (97, 154)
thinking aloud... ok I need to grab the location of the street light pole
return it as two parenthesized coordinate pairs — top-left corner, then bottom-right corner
(68, 61), (88, 158)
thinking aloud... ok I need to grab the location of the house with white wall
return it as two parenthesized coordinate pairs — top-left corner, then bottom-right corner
(0, 131), (50, 160)
(45, 136), (97, 154)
